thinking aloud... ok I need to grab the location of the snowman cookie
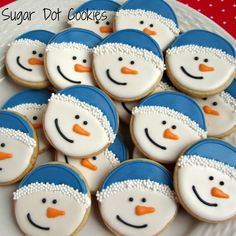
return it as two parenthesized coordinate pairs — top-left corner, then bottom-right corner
(166, 29), (236, 97)
(6, 30), (54, 89)
(195, 79), (236, 138)
(115, 0), (180, 51)
(2, 89), (51, 153)
(44, 85), (118, 158)
(93, 29), (165, 101)
(97, 159), (178, 236)
(45, 28), (102, 90)
(175, 139), (236, 223)
(13, 163), (91, 236)
(68, 0), (120, 38)
(56, 134), (128, 193)
(131, 91), (207, 164)
(0, 111), (38, 185)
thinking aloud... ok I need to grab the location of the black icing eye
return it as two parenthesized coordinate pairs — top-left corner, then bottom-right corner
(219, 181), (224, 186)
(140, 20), (144, 24)
(162, 120), (167, 125)
(141, 198), (146, 203)
(32, 50), (37, 55)
(72, 56), (77, 60)
(209, 176), (214, 181)
(150, 24), (154, 28)
(129, 197), (134, 202)
(194, 56), (199, 61)
(75, 115), (80, 119)
(172, 125), (177, 130)
(83, 121), (88, 125)
(39, 53), (43, 58)
(92, 156), (97, 161)
(130, 61), (135, 65)
(202, 97), (208, 101)
(106, 21), (110, 25)
(52, 199), (57, 204)
(118, 57), (123, 61)
(83, 59), (87, 63)
(212, 102), (218, 106)
(204, 58), (208, 63)
(33, 116), (38, 121)
(42, 198), (46, 203)
(95, 20), (99, 24)
(0, 143), (5, 148)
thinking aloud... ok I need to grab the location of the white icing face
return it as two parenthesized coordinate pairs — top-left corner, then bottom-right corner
(132, 113), (201, 163)
(70, 11), (115, 38)
(6, 41), (47, 83)
(177, 166), (236, 222)
(46, 47), (95, 89)
(15, 191), (87, 236)
(0, 135), (34, 182)
(99, 189), (177, 236)
(93, 52), (162, 100)
(44, 99), (109, 157)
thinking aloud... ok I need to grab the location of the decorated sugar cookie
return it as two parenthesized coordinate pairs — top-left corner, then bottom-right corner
(44, 85), (118, 158)
(68, 0), (120, 38)
(115, 0), (180, 51)
(6, 30), (54, 88)
(131, 92), (207, 164)
(56, 134), (128, 193)
(97, 159), (178, 236)
(93, 29), (165, 101)
(0, 111), (38, 185)
(175, 139), (236, 223)
(195, 79), (236, 138)
(45, 28), (102, 89)
(2, 89), (51, 153)
(166, 29), (236, 97)
(13, 163), (91, 236)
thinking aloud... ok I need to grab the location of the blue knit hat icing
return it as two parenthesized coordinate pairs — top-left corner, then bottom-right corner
(16, 30), (55, 45)
(0, 111), (34, 138)
(18, 163), (88, 194)
(48, 28), (102, 48)
(139, 91), (207, 131)
(225, 79), (236, 99)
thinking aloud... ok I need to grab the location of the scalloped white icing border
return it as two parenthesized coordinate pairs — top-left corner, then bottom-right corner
(46, 42), (92, 52)
(104, 149), (120, 167)
(219, 91), (236, 113)
(9, 39), (46, 47)
(6, 103), (47, 112)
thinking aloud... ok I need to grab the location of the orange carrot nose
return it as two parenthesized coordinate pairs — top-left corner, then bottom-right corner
(33, 122), (43, 129)
(203, 105), (220, 116)
(74, 64), (92, 73)
(100, 26), (113, 33)
(0, 151), (12, 160)
(143, 28), (157, 36)
(199, 64), (215, 72)
(47, 207), (65, 218)
(135, 205), (156, 216)
(121, 67), (138, 75)
(80, 158), (97, 171)
(73, 124), (91, 136)
(211, 187), (230, 199)
(163, 128), (179, 140)
(28, 58), (44, 65)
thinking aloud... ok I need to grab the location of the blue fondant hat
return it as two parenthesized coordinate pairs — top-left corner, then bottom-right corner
(225, 79), (236, 99)
(18, 163), (88, 193)
(161, 73), (174, 87)
(16, 30), (55, 45)
(49, 28), (102, 48)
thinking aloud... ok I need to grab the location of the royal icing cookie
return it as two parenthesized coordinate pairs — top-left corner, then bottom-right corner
(13, 163), (91, 236)
(93, 29), (165, 101)
(43, 85), (118, 158)
(115, 0), (180, 51)
(68, 0), (120, 38)
(0, 111), (38, 185)
(195, 79), (236, 138)
(6, 30), (54, 89)
(45, 28), (102, 90)
(97, 159), (178, 236)
(131, 91), (207, 164)
(2, 89), (52, 153)
(175, 139), (236, 223)
(166, 29), (236, 97)
(56, 134), (128, 193)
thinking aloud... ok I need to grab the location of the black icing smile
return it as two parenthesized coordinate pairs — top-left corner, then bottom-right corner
(192, 185), (218, 207)
(116, 215), (147, 229)
(180, 66), (204, 80)
(16, 56), (32, 72)
(57, 65), (81, 84)
(54, 118), (74, 143)
(144, 128), (167, 150)
(121, 102), (132, 115)
(106, 69), (127, 86)
(27, 213), (50, 231)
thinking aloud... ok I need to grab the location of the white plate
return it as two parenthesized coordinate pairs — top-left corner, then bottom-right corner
(0, 1), (235, 235)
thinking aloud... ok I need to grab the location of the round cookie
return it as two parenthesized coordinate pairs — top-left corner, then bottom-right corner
(96, 159), (178, 236)
(5, 30), (55, 89)
(45, 28), (102, 89)
(174, 139), (236, 223)
(0, 111), (38, 185)
(195, 79), (236, 138)
(43, 85), (118, 158)
(2, 89), (52, 153)
(166, 29), (236, 98)
(68, 0), (120, 38)
(13, 163), (91, 236)
(115, 0), (180, 51)
(93, 29), (165, 101)
(131, 91), (207, 164)
(56, 134), (128, 193)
